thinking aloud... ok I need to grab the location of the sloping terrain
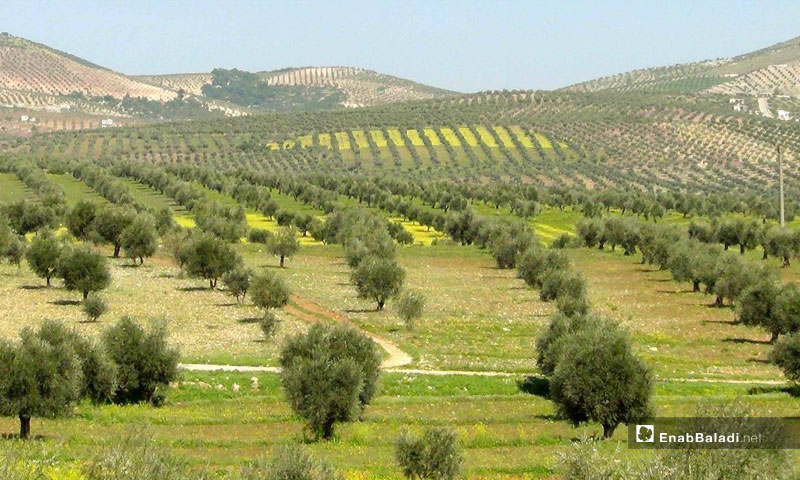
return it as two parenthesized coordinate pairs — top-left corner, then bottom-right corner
(566, 35), (800, 96)
(260, 66), (455, 107)
(0, 33), (176, 101)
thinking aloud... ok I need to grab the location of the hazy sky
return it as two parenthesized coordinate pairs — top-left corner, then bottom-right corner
(5, 1), (800, 92)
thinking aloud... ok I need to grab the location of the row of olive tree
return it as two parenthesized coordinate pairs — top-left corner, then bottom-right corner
(0, 317), (178, 438)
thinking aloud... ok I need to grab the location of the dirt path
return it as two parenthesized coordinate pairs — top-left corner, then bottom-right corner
(758, 97), (773, 117)
(178, 363), (785, 385)
(286, 295), (413, 369)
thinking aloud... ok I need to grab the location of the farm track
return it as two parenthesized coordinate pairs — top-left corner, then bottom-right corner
(177, 363), (786, 385)
(179, 292), (785, 385)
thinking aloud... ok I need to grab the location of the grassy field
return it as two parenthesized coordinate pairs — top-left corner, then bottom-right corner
(1, 181), (799, 477)
(0, 172), (36, 203)
(0, 370), (796, 478)
(47, 173), (109, 206)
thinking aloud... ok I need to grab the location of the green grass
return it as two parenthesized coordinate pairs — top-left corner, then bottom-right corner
(0, 370), (798, 478)
(47, 173), (108, 206)
(0, 173), (36, 204)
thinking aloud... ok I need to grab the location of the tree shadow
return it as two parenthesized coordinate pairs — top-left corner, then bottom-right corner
(647, 278), (672, 282)
(215, 302), (238, 307)
(723, 337), (772, 345)
(19, 285), (46, 290)
(702, 319), (738, 325)
(518, 375), (550, 398)
(656, 289), (694, 294)
(1, 433), (45, 441)
(336, 282), (352, 287)
(703, 303), (733, 309)
(345, 308), (378, 314)
(238, 317), (262, 324)
(117, 264), (141, 269)
(50, 299), (80, 306)
(747, 357), (770, 364)
(748, 385), (800, 397)
(176, 286), (208, 292)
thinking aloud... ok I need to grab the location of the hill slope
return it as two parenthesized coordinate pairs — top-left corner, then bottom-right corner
(0, 32), (176, 101)
(565, 35), (800, 96)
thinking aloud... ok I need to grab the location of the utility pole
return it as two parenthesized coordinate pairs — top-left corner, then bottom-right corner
(779, 143), (785, 227)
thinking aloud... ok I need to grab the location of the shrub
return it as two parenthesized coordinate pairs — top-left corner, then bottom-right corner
(242, 446), (340, 480)
(259, 310), (281, 339)
(549, 320), (653, 438)
(102, 317), (179, 405)
(397, 291), (426, 329)
(551, 233), (573, 249)
(248, 228), (273, 244)
(83, 293), (108, 322)
(395, 427), (463, 480)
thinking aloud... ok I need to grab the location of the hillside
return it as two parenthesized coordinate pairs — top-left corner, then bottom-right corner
(0, 33), (457, 135)
(12, 89), (800, 203)
(0, 32), (176, 101)
(137, 66), (455, 109)
(565, 35), (800, 96)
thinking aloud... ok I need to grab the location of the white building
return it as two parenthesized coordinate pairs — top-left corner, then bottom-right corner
(778, 110), (792, 121)
(100, 118), (115, 127)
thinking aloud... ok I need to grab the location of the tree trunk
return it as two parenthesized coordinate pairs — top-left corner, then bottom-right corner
(46, 276), (51, 287)
(322, 420), (334, 440)
(139, 257), (144, 265)
(715, 295), (723, 307)
(113, 244), (121, 258)
(740, 245), (745, 255)
(763, 249), (768, 260)
(724, 245), (729, 251)
(692, 280), (700, 292)
(83, 290), (89, 300)
(19, 415), (30, 439)
(602, 423), (616, 439)
(280, 255), (285, 268)
(377, 300), (385, 311)
(771, 331), (779, 344)
(784, 256), (791, 268)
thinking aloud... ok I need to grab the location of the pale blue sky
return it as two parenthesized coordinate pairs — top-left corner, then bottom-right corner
(4, 1), (800, 92)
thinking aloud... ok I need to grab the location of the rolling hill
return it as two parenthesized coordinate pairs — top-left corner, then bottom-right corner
(565, 35), (800, 96)
(0, 33), (457, 136)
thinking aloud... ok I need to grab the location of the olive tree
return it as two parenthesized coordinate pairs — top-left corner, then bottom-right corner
(25, 232), (63, 287)
(120, 215), (158, 265)
(397, 290), (426, 330)
(395, 427), (463, 480)
(102, 316), (179, 405)
(183, 234), (242, 288)
(549, 320), (653, 438)
(93, 207), (134, 258)
(0, 324), (83, 438)
(59, 247), (111, 300)
(351, 255), (405, 310)
(279, 324), (381, 439)
(250, 271), (290, 314)
(269, 226), (300, 268)
(65, 200), (98, 240)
